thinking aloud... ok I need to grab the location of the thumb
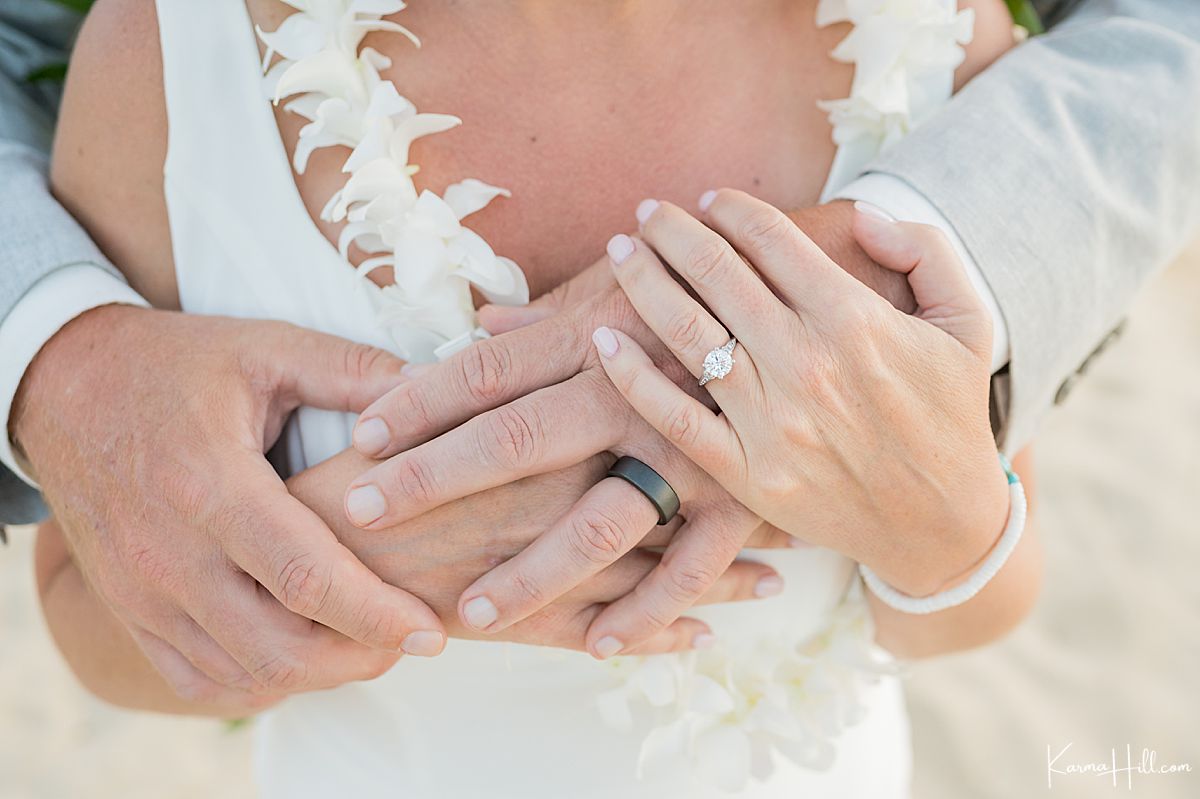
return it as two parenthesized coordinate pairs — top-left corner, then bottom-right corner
(259, 322), (406, 413)
(477, 256), (616, 334)
(851, 202), (992, 362)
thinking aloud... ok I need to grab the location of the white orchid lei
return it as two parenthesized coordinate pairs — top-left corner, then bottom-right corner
(258, 0), (528, 363)
(255, 0), (977, 791)
(597, 582), (898, 792)
(817, 0), (976, 201)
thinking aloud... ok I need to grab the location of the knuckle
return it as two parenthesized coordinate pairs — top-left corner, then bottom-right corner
(343, 342), (396, 383)
(389, 457), (440, 508)
(737, 207), (793, 252)
(636, 601), (676, 634)
(567, 508), (630, 565)
(511, 571), (548, 606)
(275, 554), (333, 618)
(480, 405), (543, 469)
(359, 604), (407, 650)
(250, 650), (310, 693)
(460, 340), (513, 405)
(391, 384), (437, 436)
(914, 223), (952, 253)
(684, 240), (732, 286)
(828, 301), (875, 337)
(664, 404), (703, 450)
(663, 308), (708, 355)
(662, 559), (718, 604)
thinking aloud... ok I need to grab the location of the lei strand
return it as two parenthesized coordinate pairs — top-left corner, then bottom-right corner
(259, 0), (528, 364)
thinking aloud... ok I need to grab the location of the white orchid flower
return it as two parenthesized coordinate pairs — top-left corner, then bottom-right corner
(257, 0), (527, 363)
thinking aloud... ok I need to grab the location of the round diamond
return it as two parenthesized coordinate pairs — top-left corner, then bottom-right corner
(703, 347), (733, 381)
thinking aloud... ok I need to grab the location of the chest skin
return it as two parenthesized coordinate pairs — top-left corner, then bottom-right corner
(246, 0), (1009, 299)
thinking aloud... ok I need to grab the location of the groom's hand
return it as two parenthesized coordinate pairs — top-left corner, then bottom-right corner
(11, 306), (445, 707)
(476, 200), (917, 331)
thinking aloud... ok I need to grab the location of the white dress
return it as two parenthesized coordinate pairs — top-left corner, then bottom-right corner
(152, 1), (972, 795)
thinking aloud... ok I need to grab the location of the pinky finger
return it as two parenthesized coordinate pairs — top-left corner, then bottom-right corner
(592, 326), (737, 477)
(623, 617), (715, 656)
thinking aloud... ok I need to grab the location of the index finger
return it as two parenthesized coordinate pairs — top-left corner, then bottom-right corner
(345, 374), (620, 529)
(697, 188), (864, 313)
(352, 316), (590, 459)
(223, 458), (446, 656)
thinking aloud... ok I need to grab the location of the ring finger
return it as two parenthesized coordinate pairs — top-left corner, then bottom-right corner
(605, 233), (761, 415)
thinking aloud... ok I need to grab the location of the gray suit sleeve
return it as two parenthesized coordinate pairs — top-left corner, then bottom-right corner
(864, 0), (1200, 452)
(0, 3), (130, 523)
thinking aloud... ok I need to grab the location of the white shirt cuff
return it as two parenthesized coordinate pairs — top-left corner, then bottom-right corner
(0, 264), (150, 488)
(834, 173), (1012, 374)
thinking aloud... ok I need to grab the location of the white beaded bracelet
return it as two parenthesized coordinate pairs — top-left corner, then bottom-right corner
(859, 455), (1028, 615)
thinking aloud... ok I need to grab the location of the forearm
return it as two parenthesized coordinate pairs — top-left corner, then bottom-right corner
(868, 450), (1043, 658)
(35, 522), (256, 717)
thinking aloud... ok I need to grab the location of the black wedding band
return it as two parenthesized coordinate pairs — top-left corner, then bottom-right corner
(607, 456), (681, 526)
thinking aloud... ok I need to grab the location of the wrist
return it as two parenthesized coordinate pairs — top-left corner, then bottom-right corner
(865, 456), (1013, 598)
(10, 304), (144, 466)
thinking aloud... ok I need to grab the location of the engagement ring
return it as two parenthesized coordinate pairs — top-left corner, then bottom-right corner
(699, 338), (737, 386)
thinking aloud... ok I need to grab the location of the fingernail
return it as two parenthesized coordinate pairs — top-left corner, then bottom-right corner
(592, 326), (620, 358)
(754, 575), (785, 598)
(854, 200), (896, 224)
(606, 233), (635, 265)
(594, 635), (624, 659)
(693, 632), (717, 650)
(353, 417), (390, 455)
(401, 362), (434, 378)
(698, 189), (718, 212)
(346, 484), (387, 526)
(401, 630), (445, 657)
(789, 537), (814, 549)
(463, 596), (498, 630)
(635, 198), (659, 226)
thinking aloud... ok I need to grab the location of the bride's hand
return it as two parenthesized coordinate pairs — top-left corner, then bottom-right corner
(596, 191), (1011, 597)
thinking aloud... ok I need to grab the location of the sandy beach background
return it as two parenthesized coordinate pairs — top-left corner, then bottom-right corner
(1, 245), (1197, 798)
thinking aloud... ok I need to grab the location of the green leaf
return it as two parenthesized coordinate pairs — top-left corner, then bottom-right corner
(46, 0), (96, 13)
(223, 717), (252, 733)
(1004, 0), (1046, 35)
(25, 62), (69, 83)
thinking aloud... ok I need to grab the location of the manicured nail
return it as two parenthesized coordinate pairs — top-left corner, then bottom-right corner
(698, 190), (718, 212)
(854, 200), (896, 224)
(592, 326), (620, 358)
(635, 198), (659, 226)
(754, 575), (785, 598)
(346, 484), (387, 526)
(606, 233), (635, 265)
(463, 596), (498, 630)
(594, 635), (624, 659)
(353, 417), (390, 455)
(401, 630), (445, 657)
(693, 632), (717, 650)
(401, 362), (434, 378)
